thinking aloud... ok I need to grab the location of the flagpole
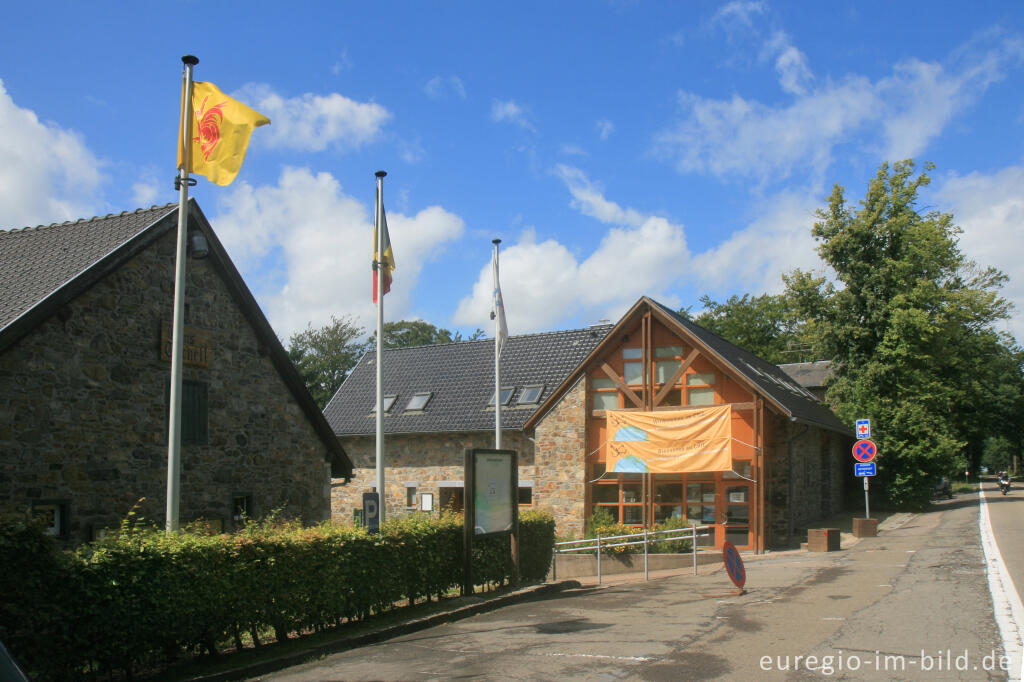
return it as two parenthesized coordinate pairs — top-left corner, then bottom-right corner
(166, 54), (199, 533)
(493, 239), (502, 449)
(375, 170), (387, 523)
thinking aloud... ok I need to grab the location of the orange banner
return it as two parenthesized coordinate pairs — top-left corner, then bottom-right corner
(606, 405), (732, 474)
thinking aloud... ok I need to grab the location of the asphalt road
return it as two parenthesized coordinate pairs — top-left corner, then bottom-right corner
(255, 496), (1010, 680)
(986, 479), (1024, 605)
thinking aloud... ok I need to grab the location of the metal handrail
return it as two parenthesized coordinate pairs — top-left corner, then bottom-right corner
(552, 524), (714, 583)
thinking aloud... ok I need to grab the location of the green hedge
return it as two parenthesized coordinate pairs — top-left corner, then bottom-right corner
(0, 509), (555, 681)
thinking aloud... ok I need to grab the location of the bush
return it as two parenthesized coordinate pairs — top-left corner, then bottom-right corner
(649, 516), (693, 554)
(0, 508), (552, 681)
(580, 510), (694, 555)
(518, 509), (556, 581)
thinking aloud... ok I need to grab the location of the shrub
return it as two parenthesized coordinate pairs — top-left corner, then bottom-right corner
(649, 516), (694, 554)
(0, 508), (551, 681)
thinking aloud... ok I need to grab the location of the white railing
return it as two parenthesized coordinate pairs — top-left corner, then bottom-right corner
(553, 524), (713, 584)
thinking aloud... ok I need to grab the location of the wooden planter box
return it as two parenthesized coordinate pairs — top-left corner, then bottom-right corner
(807, 528), (841, 552)
(852, 517), (879, 538)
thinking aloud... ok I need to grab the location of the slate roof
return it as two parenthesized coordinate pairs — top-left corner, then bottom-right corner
(323, 325), (613, 435)
(778, 360), (834, 390)
(0, 204), (178, 332)
(647, 300), (849, 433)
(0, 201), (353, 477)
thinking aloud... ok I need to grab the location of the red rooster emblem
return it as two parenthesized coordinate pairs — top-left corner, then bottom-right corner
(193, 95), (227, 161)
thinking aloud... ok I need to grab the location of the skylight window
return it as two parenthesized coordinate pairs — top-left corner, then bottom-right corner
(405, 392), (432, 411)
(489, 388), (513, 406)
(518, 384), (544, 405)
(371, 395), (397, 413)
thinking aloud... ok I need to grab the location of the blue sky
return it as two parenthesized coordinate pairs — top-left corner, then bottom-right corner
(2, 1), (1023, 346)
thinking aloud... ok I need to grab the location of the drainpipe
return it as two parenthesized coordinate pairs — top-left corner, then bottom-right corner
(787, 419), (810, 546)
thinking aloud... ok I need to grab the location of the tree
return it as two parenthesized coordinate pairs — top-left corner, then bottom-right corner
(689, 293), (813, 364)
(372, 320), (486, 348)
(287, 316), (367, 408)
(785, 160), (1018, 507)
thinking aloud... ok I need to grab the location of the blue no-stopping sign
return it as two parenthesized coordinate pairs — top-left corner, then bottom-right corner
(723, 541), (746, 588)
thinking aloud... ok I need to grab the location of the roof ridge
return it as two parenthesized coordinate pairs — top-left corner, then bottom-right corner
(370, 323), (616, 354)
(1, 203), (179, 234)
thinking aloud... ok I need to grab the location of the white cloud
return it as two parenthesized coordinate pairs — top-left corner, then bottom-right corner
(398, 137), (425, 164)
(424, 75), (466, 99)
(655, 81), (878, 182)
(691, 191), (822, 295)
(213, 167), (464, 340)
(235, 84), (392, 152)
(764, 31), (814, 96)
(0, 79), (103, 229)
(131, 176), (161, 208)
(879, 36), (1024, 161)
(710, 1), (765, 34)
(559, 144), (588, 157)
(553, 164), (648, 227)
(491, 99), (536, 132)
(454, 166), (689, 332)
(596, 118), (615, 140)
(331, 49), (353, 75)
(936, 165), (1024, 341)
(655, 34), (1024, 184)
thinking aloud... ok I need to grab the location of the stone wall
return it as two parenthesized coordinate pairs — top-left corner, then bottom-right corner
(764, 414), (849, 548)
(331, 379), (589, 536)
(532, 378), (588, 537)
(331, 431), (535, 521)
(0, 227), (335, 544)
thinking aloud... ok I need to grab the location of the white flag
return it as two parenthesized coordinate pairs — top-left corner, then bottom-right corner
(492, 246), (508, 355)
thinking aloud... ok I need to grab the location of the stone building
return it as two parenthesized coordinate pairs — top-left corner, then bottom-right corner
(779, 360), (834, 403)
(0, 201), (352, 544)
(325, 297), (850, 550)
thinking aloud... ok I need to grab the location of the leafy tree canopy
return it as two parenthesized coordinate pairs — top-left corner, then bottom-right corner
(288, 317), (488, 406)
(287, 315), (367, 408)
(785, 160), (1020, 507)
(689, 293), (813, 364)
(372, 320), (486, 348)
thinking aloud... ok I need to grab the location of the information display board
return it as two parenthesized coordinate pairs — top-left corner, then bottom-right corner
(463, 448), (520, 595)
(469, 449), (516, 536)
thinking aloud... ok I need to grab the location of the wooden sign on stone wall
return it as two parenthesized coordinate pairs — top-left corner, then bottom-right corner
(160, 321), (213, 367)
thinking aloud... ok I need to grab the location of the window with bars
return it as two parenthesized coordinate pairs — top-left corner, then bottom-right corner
(165, 379), (209, 445)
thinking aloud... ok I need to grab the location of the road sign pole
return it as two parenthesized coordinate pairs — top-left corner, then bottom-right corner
(864, 477), (870, 519)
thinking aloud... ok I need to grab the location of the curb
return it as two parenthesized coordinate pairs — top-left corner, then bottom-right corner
(187, 580), (583, 681)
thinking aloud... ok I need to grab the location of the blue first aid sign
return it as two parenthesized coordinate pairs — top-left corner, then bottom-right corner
(856, 419), (871, 439)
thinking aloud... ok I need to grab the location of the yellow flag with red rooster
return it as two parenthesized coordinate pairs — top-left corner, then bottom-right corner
(178, 80), (270, 186)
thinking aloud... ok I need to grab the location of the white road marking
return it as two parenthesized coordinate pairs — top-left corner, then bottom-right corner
(979, 484), (1024, 681)
(406, 642), (654, 663)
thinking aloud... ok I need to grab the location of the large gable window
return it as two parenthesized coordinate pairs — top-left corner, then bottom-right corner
(622, 347), (643, 385)
(405, 392), (432, 411)
(592, 376), (619, 410)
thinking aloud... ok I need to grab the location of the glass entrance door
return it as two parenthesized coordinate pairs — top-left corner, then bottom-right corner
(686, 482), (716, 547)
(723, 483), (752, 548)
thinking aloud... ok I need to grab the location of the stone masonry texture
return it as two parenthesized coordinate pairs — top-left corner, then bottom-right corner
(0, 227), (335, 544)
(332, 381), (589, 537)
